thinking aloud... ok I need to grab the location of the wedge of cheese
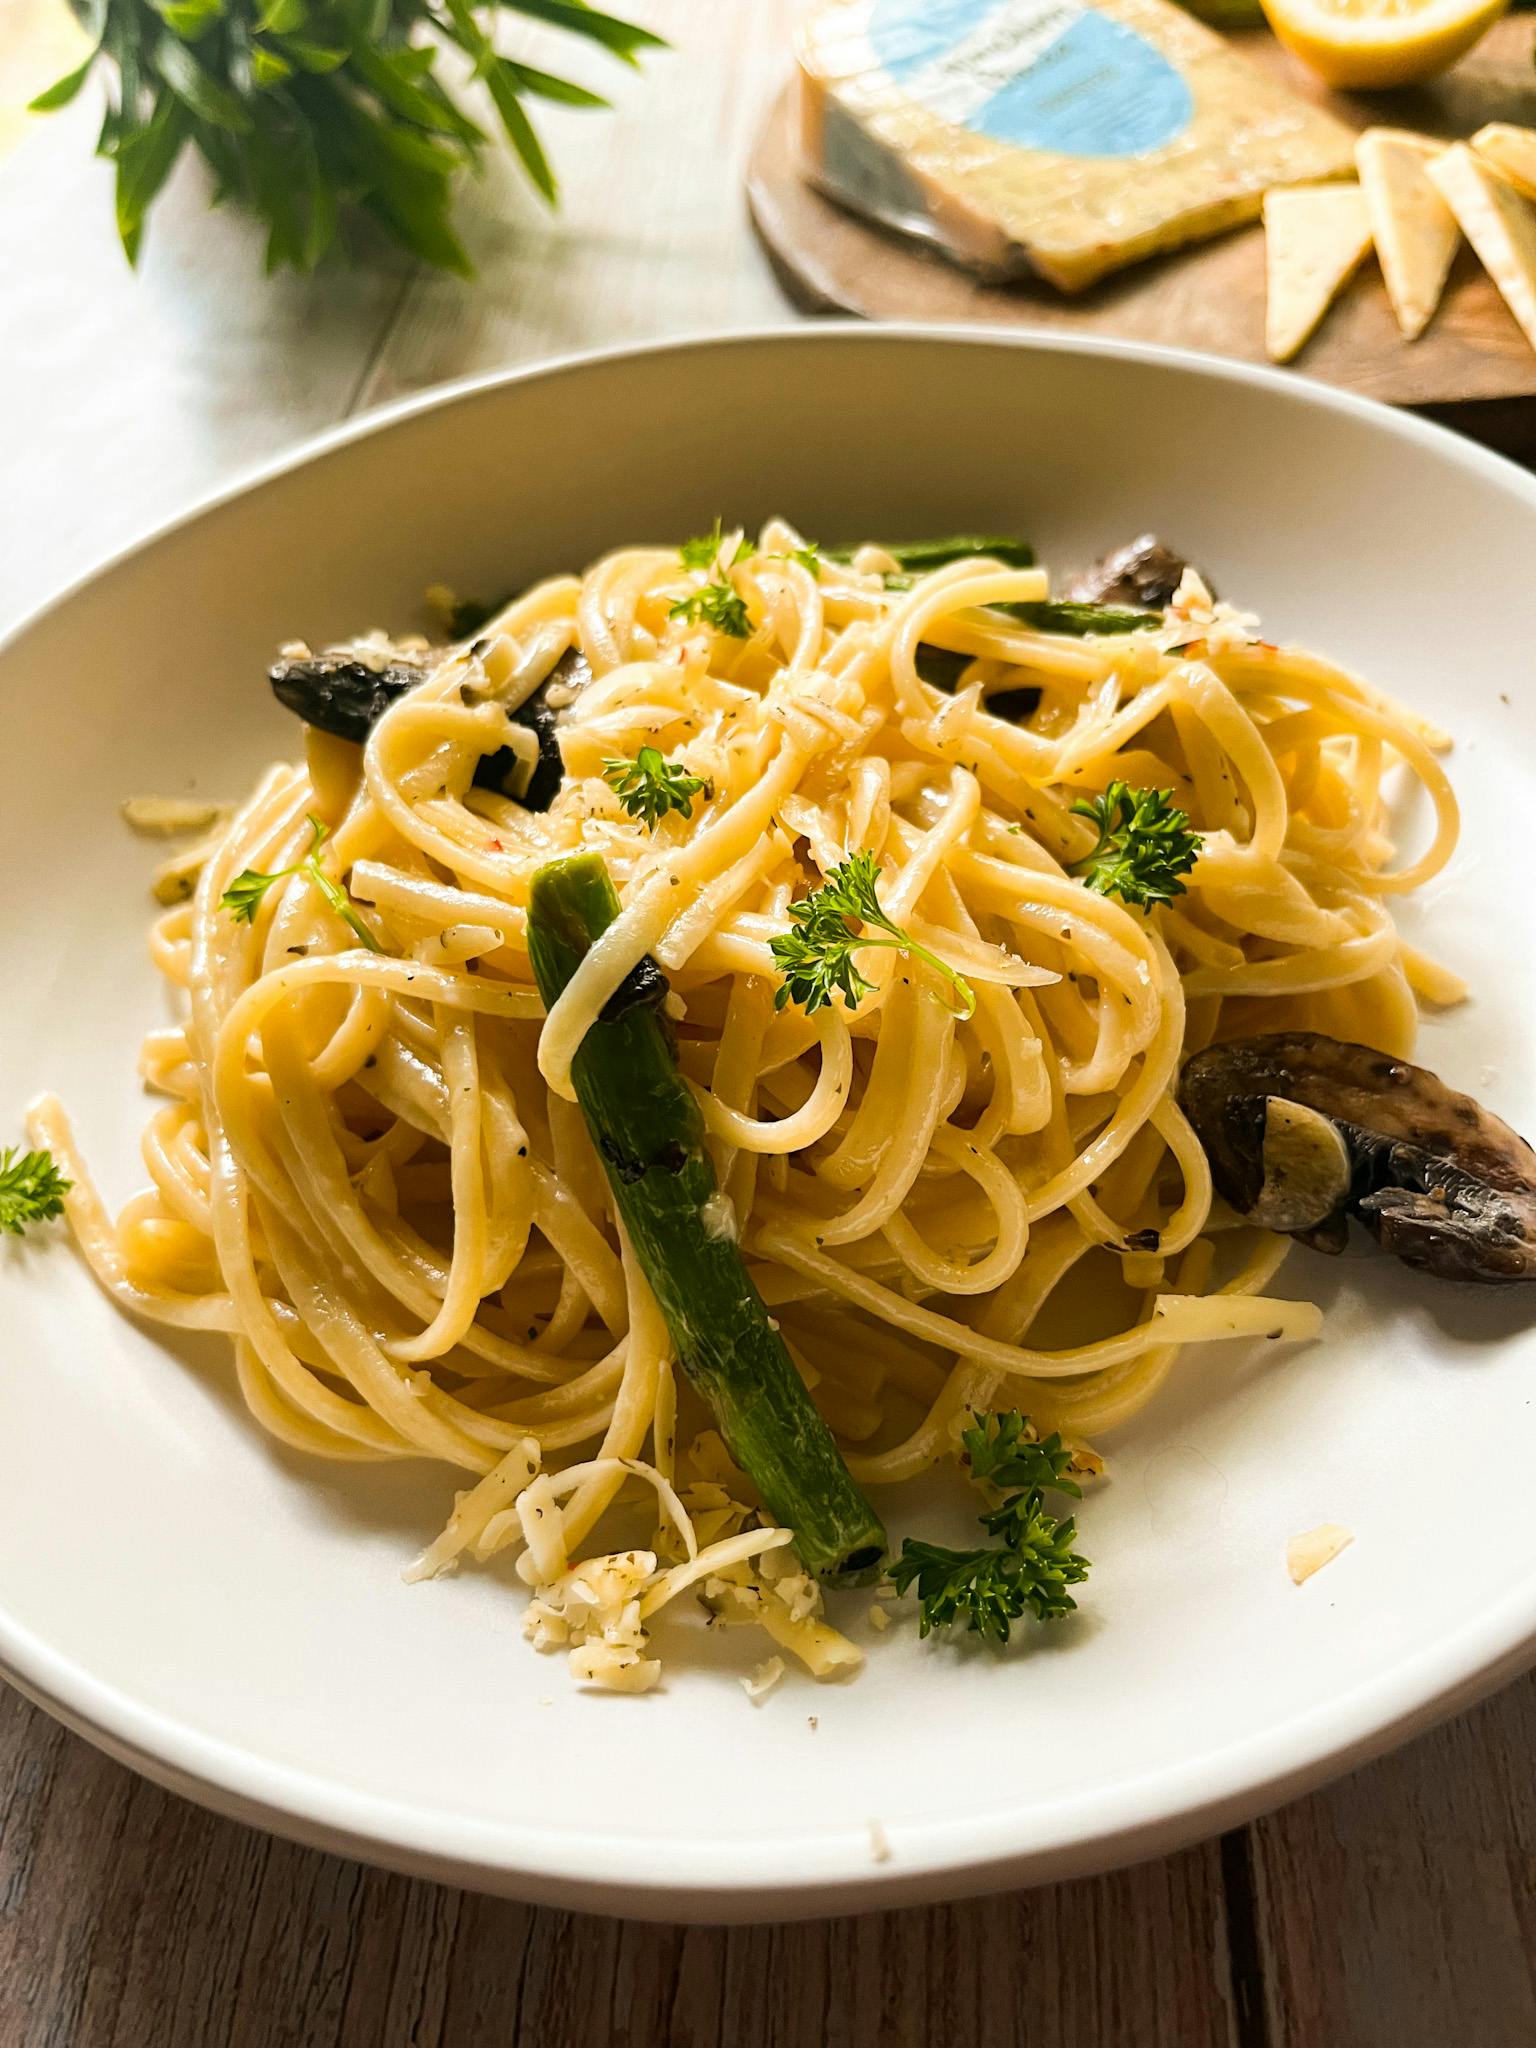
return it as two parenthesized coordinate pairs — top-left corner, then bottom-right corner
(1472, 123), (1536, 205)
(797, 0), (1358, 293)
(1355, 129), (1457, 340)
(1263, 183), (1374, 362)
(1428, 143), (1536, 354)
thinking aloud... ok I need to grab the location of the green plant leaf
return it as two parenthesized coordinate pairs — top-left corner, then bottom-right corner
(364, 114), (464, 175)
(363, 180), (473, 273)
(347, 39), (484, 145)
(29, 56), (96, 112)
(502, 60), (608, 107)
(486, 64), (556, 202)
(275, 35), (347, 72)
(156, 0), (225, 42)
(504, 0), (667, 64)
(190, 118), (242, 200)
(155, 35), (254, 131)
(250, 42), (294, 86)
(36, 0), (658, 279)
(302, 163), (338, 267)
(114, 95), (192, 262)
(245, 115), (306, 266)
(327, 91), (474, 273)
(391, 45), (438, 81)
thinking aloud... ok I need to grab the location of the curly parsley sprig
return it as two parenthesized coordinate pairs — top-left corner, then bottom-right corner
(769, 851), (974, 1020)
(678, 521), (754, 573)
(220, 815), (381, 950)
(603, 747), (711, 829)
(668, 577), (752, 640)
(1068, 780), (1201, 910)
(0, 1147), (73, 1238)
(891, 1412), (1091, 1645)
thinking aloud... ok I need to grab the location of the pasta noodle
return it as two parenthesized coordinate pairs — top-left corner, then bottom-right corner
(33, 521), (1459, 1689)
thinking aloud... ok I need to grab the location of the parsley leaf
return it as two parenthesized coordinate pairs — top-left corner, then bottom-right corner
(220, 868), (284, 924)
(678, 521), (753, 572)
(891, 1534), (1087, 1641)
(603, 747), (711, 828)
(220, 815), (382, 950)
(769, 850), (974, 1019)
(0, 1147), (72, 1237)
(891, 1410), (1091, 1645)
(963, 1411), (1081, 1500)
(1068, 781), (1201, 910)
(668, 578), (752, 639)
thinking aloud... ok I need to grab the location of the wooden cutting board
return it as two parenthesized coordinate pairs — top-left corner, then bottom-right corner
(747, 18), (1536, 434)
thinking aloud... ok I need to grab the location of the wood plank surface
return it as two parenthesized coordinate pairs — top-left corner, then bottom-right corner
(0, 1686), (1241, 2048)
(4, 3), (1536, 2043)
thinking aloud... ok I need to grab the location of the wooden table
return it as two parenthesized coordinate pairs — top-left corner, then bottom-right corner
(4, 4), (1536, 2041)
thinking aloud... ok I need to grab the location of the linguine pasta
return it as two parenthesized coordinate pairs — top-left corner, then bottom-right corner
(32, 521), (1461, 1689)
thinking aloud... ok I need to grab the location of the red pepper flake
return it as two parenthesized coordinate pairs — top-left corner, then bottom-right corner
(487, 838), (504, 851)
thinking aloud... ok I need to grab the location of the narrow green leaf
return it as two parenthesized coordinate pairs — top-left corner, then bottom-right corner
(156, 0), (225, 41)
(325, 91), (474, 273)
(251, 43), (294, 86)
(391, 45), (439, 81)
(245, 117), (305, 266)
(363, 184), (473, 274)
(191, 122), (242, 200)
(154, 35), (254, 131)
(98, 22), (144, 151)
(502, 0), (667, 64)
(367, 116), (463, 175)
(275, 35), (347, 72)
(486, 65), (556, 202)
(114, 96), (191, 262)
(29, 56), (95, 112)
(256, 0), (306, 29)
(303, 166), (338, 267)
(347, 40), (483, 145)
(503, 60), (608, 108)
(435, 0), (490, 76)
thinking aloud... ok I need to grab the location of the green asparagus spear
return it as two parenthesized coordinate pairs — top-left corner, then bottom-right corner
(994, 599), (1152, 636)
(825, 535), (1035, 572)
(526, 854), (887, 1585)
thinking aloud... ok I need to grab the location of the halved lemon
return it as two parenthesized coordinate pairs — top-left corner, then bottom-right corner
(1260, 0), (1507, 88)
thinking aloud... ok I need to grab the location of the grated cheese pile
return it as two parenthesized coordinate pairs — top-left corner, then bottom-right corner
(406, 1427), (865, 1694)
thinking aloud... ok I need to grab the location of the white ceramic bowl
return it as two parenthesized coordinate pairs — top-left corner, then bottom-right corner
(5, 327), (1536, 1921)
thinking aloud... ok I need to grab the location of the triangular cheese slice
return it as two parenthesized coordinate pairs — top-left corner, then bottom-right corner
(1427, 143), (1536, 354)
(1472, 124), (1536, 205)
(1355, 129), (1457, 340)
(1263, 183), (1374, 363)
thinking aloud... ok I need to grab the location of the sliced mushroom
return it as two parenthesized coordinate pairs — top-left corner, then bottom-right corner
(268, 643), (591, 812)
(1064, 535), (1198, 610)
(1178, 1032), (1536, 1284)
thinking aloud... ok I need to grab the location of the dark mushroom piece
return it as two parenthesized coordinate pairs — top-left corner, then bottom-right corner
(1063, 535), (1198, 610)
(1178, 1032), (1536, 1284)
(268, 643), (591, 813)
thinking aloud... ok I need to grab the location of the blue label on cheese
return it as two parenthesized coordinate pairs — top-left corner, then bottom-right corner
(868, 0), (1193, 160)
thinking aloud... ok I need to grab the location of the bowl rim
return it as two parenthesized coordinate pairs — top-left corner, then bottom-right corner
(7, 320), (1536, 1918)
